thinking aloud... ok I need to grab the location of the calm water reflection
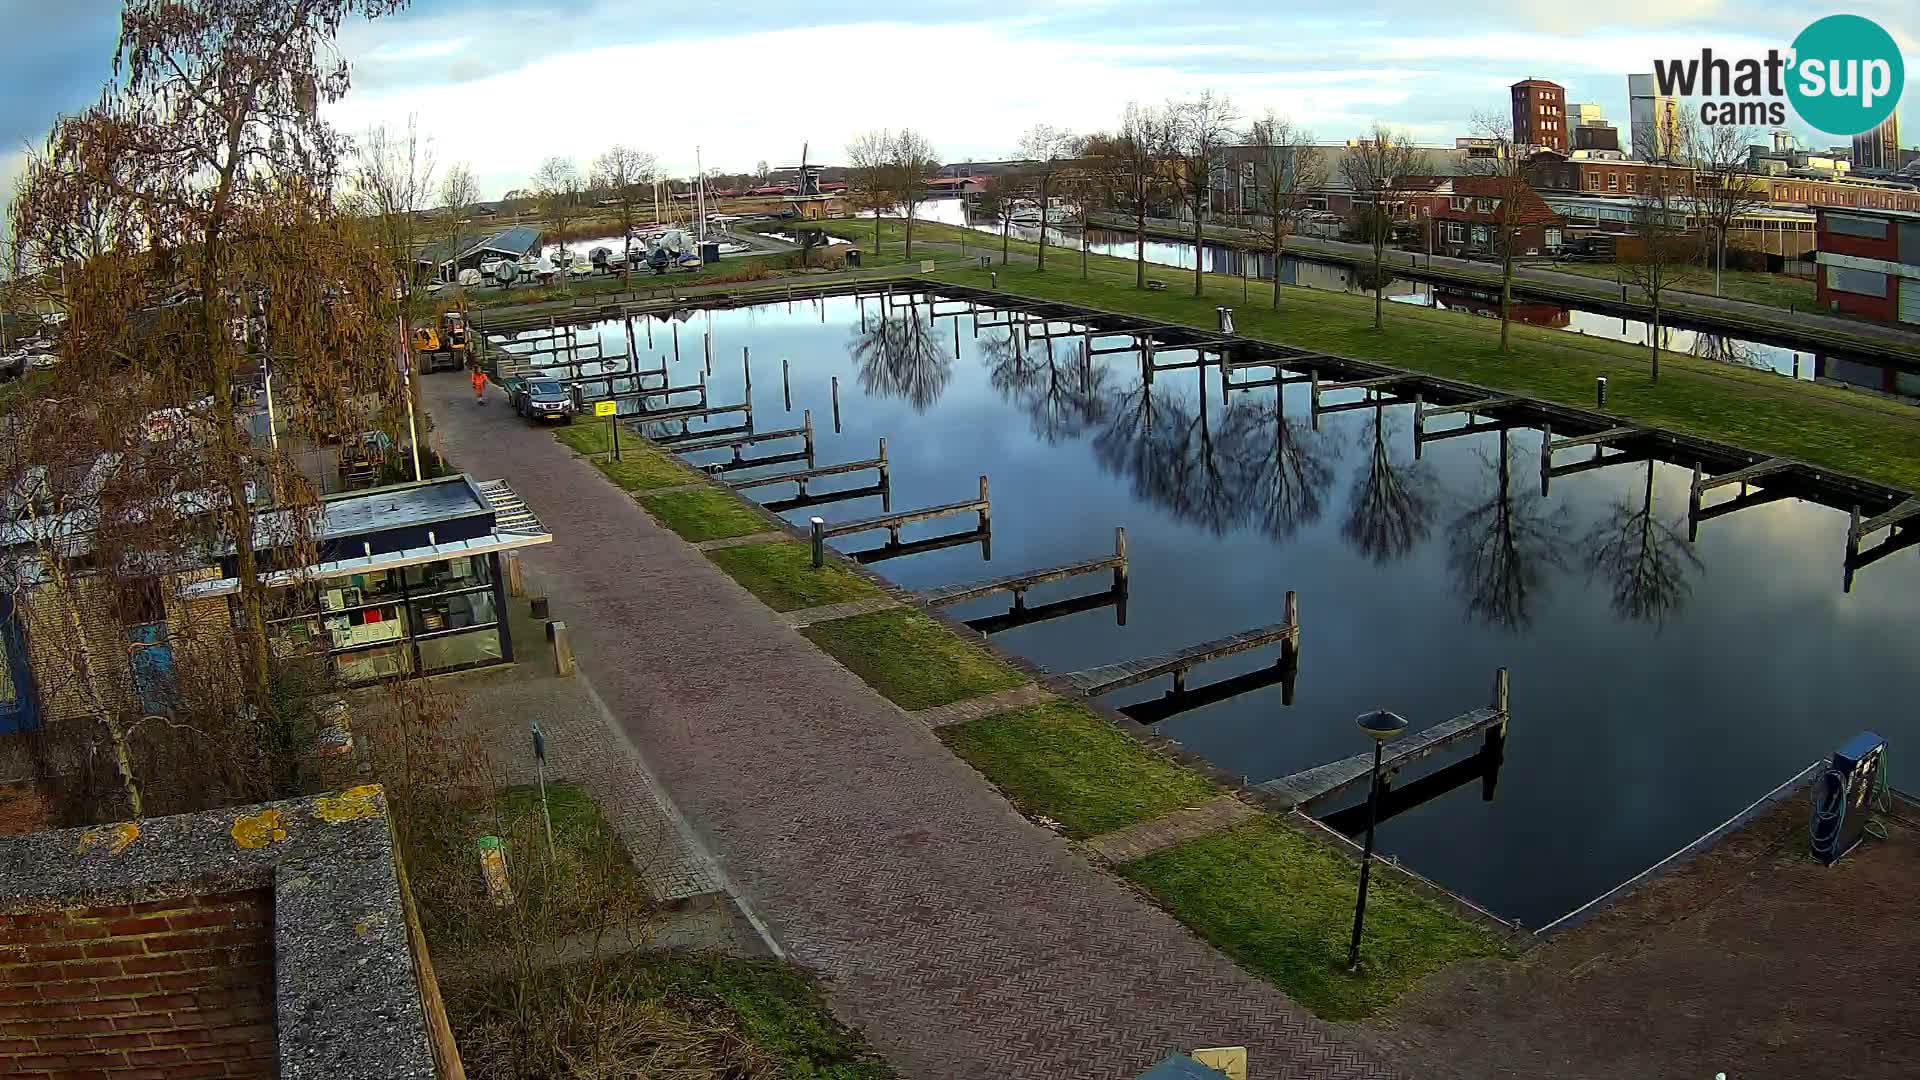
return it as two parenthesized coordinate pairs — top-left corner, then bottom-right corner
(571, 292), (1918, 926)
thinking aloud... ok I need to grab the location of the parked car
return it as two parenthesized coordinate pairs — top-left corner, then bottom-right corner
(511, 378), (577, 424)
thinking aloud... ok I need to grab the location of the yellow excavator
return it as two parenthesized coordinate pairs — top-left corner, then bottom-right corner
(411, 310), (470, 373)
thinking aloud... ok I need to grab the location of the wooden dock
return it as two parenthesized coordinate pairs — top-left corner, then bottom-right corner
(1121, 658), (1294, 725)
(1062, 596), (1298, 698)
(820, 476), (990, 545)
(671, 413), (813, 459)
(1309, 370), (1415, 425)
(729, 440), (885, 498)
(1539, 424), (1644, 494)
(964, 586), (1125, 635)
(1257, 669), (1509, 812)
(920, 527), (1127, 608)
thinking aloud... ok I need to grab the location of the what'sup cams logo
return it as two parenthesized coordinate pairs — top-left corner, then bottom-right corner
(1652, 14), (1904, 136)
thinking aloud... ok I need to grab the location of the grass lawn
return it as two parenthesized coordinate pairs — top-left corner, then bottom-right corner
(705, 540), (882, 612)
(639, 489), (770, 542)
(1122, 818), (1506, 1022)
(1545, 260), (1817, 310)
(941, 701), (1219, 839)
(595, 449), (703, 492)
(800, 608), (1027, 711)
(924, 257), (1920, 492)
(554, 422), (613, 456)
(464, 259), (787, 311)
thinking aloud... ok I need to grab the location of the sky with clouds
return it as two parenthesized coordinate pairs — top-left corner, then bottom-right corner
(0, 0), (1914, 205)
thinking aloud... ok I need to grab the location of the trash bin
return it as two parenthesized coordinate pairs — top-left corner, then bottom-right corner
(845, 249), (862, 268)
(700, 241), (720, 264)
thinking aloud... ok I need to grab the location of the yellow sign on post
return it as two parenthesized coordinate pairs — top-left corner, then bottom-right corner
(1190, 1047), (1247, 1080)
(594, 400), (616, 418)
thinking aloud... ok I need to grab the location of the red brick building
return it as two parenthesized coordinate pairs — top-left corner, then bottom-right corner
(1815, 207), (1920, 325)
(1531, 152), (1920, 213)
(1402, 176), (1566, 256)
(1511, 79), (1568, 153)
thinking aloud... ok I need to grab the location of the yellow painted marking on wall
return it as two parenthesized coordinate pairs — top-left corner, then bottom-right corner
(1192, 1047), (1247, 1080)
(75, 821), (140, 855)
(231, 807), (289, 848)
(314, 784), (384, 824)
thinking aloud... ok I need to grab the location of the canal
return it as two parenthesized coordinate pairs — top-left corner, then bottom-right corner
(549, 290), (1919, 928)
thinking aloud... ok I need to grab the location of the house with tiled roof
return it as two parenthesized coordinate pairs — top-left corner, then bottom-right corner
(1405, 174), (1567, 257)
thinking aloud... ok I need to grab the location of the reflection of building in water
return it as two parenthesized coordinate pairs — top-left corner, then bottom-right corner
(1814, 355), (1920, 402)
(1433, 289), (1571, 329)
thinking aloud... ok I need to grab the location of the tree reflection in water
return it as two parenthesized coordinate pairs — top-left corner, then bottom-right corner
(1581, 458), (1702, 628)
(1690, 333), (1773, 371)
(978, 330), (1114, 444)
(848, 300), (952, 412)
(1090, 365), (1335, 538)
(1340, 405), (1432, 562)
(1447, 428), (1572, 630)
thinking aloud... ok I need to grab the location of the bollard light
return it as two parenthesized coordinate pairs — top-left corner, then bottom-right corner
(1596, 376), (1608, 408)
(1348, 709), (1409, 972)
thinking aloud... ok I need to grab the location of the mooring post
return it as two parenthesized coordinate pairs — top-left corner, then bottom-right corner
(743, 345), (752, 399)
(505, 553), (525, 598)
(810, 517), (826, 567)
(1486, 665), (1511, 755)
(1539, 424), (1553, 497)
(704, 331), (712, 375)
(646, 317), (652, 348)
(1793, 356), (1801, 380)
(782, 356), (791, 411)
(1596, 376), (1608, 408)
(1847, 505), (1862, 564)
(1308, 370), (1320, 430)
(1114, 525), (1128, 593)
(1281, 589), (1300, 665)
(802, 410), (815, 457)
(878, 437), (892, 512)
(954, 319), (961, 359)
(551, 620), (576, 677)
(1687, 462), (1704, 541)
(831, 376), (842, 433)
(977, 474), (991, 532)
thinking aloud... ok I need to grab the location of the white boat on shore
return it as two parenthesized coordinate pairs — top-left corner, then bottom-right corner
(1007, 199), (1078, 226)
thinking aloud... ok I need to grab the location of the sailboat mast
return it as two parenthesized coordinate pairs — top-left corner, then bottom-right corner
(695, 146), (706, 246)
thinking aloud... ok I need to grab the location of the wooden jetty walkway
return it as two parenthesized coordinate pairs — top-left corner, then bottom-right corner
(729, 440), (887, 509)
(1063, 595), (1298, 698)
(816, 476), (990, 546)
(1258, 670), (1510, 813)
(672, 413), (814, 460)
(1538, 424), (1645, 495)
(919, 527), (1127, 609)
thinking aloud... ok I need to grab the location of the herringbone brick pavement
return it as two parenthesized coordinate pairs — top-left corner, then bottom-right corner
(426, 377), (1398, 1080)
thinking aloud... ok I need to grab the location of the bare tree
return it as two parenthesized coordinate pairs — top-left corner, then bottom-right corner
(592, 145), (658, 290)
(975, 172), (1028, 266)
(348, 116), (436, 304)
(890, 129), (939, 260)
(1340, 125), (1422, 330)
(1463, 112), (1547, 353)
(1167, 92), (1239, 297)
(1089, 104), (1173, 290)
(438, 163), (481, 292)
(6, 0), (418, 816)
(1620, 162), (1690, 382)
(1018, 124), (1079, 272)
(1245, 111), (1324, 309)
(1688, 118), (1764, 296)
(533, 155), (583, 269)
(845, 129), (894, 253)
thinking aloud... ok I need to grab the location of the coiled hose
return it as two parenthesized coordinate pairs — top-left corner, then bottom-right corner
(1809, 766), (1849, 861)
(1808, 749), (1895, 859)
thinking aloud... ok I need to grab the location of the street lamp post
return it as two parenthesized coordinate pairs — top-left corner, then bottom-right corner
(1347, 708), (1409, 972)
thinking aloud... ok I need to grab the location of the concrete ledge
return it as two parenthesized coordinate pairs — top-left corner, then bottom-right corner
(0, 788), (442, 1080)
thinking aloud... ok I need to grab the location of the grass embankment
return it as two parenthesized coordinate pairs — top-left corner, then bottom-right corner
(1544, 260), (1817, 310)
(941, 701), (1218, 839)
(640, 489), (770, 542)
(706, 540), (882, 612)
(919, 256), (1920, 492)
(1122, 819), (1506, 1022)
(557, 424), (706, 489)
(410, 783), (891, 1078)
(799, 609), (1026, 711)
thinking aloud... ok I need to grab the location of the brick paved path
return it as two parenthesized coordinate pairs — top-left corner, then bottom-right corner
(425, 378), (1396, 1080)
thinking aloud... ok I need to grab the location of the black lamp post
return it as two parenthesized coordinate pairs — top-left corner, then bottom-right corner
(1347, 708), (1408, 972)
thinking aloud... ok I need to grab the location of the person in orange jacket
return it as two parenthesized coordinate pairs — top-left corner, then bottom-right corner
(470, 364), (487, 405)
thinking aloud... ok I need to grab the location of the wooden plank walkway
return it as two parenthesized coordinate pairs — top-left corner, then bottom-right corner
(1065, 606), (1297, 698)
(1416, 395), (1520, 421)
(729, 442), (884, 494)
(1083, 796), (1260, 865)
(1695, 456), (1793, 494)
(1258, 704), (1506, 813)
(673, 414), (813, 457)
(920, 528), (1126, 608)
(1317, 373), (1411, 394)
(1852, 496), (1920, 543)
(1545, 425), (1640, 453)
(821, 477), (989, 543)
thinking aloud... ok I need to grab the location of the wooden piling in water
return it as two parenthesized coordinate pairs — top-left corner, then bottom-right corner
(1281, 590), (1299, 664)
(672, 321), (679, 362)
(782, 357), (791, 411)
(978, 475), (990, 533)
(1114, 526), (1128, 593)
(743, 346), (751, 398)
(832, 376), (842, 433)
(704, 332), (712, 375)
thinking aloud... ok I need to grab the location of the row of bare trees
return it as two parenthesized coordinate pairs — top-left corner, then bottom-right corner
(845, 129), (940, 258)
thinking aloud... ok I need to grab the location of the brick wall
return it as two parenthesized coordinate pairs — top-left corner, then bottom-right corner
(0, 889), (277, 1079)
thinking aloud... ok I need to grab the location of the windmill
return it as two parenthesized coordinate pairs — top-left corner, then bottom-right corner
(778, 143), (822, 196)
